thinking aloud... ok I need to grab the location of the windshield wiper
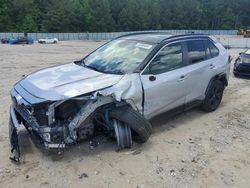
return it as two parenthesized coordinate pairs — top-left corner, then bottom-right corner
(85, 65), (100, 72)
(76, 60), (124, 75)
(82, 61), (106, 73)
(75, 59), (97, 70)
(105, 70), (124, 75)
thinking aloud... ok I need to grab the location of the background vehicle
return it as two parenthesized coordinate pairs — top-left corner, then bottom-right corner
(9, 36), (34, 45)
(237, 27), (250, 38)
(38, 37), (58, 44)
(9, 33), (230, 162)
(234, 49), (250, 76)
(237, 29), (245, 35)
(244, 29), (250, 38)
(1, 38), (10, 44)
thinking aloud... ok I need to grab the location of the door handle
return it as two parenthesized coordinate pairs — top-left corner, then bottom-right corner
(209, 64), (215, 69)
(178, 75), (186, 82)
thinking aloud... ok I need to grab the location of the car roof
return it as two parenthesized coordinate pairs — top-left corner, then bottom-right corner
(117, 32), (209, 44)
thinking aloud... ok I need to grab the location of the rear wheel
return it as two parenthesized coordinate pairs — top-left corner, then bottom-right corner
(202, 80), (224, 112)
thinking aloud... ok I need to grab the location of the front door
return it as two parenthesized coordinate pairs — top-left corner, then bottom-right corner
(140, 42), (189, 119)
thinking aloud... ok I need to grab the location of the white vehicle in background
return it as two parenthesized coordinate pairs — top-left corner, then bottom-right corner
(38, 37), (58, 44)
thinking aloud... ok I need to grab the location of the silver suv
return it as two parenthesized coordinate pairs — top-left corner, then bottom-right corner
(9, 33), (230, 162)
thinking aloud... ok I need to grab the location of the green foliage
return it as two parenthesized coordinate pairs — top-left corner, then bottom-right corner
(20, 14), (38, 32)
(87, 0), (115, 32)
(0, 0), (249, 32)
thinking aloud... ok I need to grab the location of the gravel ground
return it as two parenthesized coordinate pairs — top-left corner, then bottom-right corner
(0, 41), (249, 188)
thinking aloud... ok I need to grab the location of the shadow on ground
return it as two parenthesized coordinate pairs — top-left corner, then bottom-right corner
(15, 105), (208, 164)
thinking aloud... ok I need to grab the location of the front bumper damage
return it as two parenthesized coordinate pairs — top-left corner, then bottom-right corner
(9, 106), (21, 162)
(9, 87), (115, 160)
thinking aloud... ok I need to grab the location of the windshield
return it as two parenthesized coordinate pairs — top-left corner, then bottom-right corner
(82, 39), (155, 74)
(241, 55), (250, 63)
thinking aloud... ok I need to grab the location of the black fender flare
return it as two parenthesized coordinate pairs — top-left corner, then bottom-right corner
(205, 73), (228, 95)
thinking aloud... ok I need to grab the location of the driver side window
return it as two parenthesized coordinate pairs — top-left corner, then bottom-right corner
(144, 42), (184, 75)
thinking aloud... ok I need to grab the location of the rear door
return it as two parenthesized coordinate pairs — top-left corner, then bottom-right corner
(140, 41), (190, 119)
(183, 39), (220, 104)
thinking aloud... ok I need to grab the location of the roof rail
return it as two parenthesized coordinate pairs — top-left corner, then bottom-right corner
(161, 33), (208, 42)
(115, 31), (173, 39)
(113, 32), (209, 43)
(165, 33), (207, 39)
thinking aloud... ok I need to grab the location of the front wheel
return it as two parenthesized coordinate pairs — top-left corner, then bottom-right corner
(202, 80), (224, 112)
(112, 119), (132, 149)
(110, 106), (152, 144)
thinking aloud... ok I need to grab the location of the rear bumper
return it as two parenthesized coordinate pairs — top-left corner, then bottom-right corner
(234, 70), (250, 76)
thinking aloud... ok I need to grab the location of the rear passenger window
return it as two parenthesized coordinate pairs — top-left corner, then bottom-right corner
(186, 40), (206, 64)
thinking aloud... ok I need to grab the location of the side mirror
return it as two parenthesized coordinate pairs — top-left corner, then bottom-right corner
(149, 75), (156, 81)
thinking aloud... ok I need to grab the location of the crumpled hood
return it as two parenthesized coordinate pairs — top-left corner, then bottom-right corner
(17, 63), (123, 101)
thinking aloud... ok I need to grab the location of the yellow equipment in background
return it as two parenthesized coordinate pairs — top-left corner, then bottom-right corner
(244, 29), (250, 38)
(237, 28), (250, 38)
(237, 29), (245, 35)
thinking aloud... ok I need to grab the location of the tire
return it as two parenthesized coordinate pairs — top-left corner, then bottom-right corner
(202, 80), (224, 112)
(110, 106), (152, 143)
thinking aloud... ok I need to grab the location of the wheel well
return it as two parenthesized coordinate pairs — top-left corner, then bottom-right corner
(218, 75), (228, 87)
(205, 73), (228, 95)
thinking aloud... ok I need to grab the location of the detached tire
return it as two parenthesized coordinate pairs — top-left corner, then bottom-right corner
(202, 80), (224, 112)
(110, 106), (152, 143)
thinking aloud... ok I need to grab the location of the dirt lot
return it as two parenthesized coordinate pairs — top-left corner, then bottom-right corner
(0, 41), (250, 188)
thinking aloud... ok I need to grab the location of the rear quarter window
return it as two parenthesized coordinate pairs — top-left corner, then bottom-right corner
(205, 40), (220, 58)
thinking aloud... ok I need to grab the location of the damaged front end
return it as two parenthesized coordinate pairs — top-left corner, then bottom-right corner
(9, 81), (152, 163)
(10, 88), (112, 160)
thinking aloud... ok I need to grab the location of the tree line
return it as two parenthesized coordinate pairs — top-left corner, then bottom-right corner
(0, 0), (249, 33)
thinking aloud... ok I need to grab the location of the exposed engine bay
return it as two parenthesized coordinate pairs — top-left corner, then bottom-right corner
(9, 79), (152, 163)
